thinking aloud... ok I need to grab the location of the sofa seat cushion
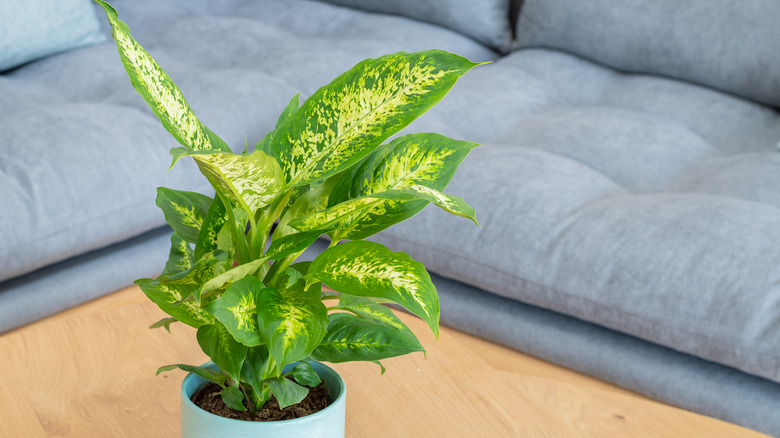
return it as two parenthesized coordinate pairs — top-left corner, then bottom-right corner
(514, 0), (780, 107)
(0, 0), (497, 284)
(368, 48), (780, 384)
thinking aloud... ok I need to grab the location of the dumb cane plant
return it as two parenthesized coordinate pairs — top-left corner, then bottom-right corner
(98, 1), (480, 413)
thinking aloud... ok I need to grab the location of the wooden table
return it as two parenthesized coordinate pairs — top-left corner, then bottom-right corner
(0, 286), (767, 437)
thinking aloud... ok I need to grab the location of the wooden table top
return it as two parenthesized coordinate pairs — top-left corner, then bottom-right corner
(0, 286), (767, 437)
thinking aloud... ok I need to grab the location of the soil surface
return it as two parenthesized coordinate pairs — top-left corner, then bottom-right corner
(192, 381), (330, 421)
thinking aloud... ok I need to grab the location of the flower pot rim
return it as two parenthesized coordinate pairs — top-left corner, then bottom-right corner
(181, 360), (346, 427)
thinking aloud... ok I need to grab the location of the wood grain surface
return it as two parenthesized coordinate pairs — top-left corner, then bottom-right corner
(0, 286), (767, 437)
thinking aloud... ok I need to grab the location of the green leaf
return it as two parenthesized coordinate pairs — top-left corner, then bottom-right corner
(336, 295), (412, 334)
(310, 313), (425, 363)
(156, 364), (227, 385)
(198, 258), (267, 302)
(255, 93), (300, 156)
(149, 317), (177, 332)
(155, 188), (213, 243)
(197, 323), (249, 379)
(222, 385), (247, 411)
(264, 230), (328, 261)
(189, 150), (285, 217)
(288, 196), (379, 233)
(266, 376), (309, 409)
(289, 363), (321, 387)
(161, 250), (228, 285)
(95, 1), (230, 153)
(162, 232), (194, 276)
(371, 360), (387, 375)
(241, 345), (275, 388)
(195, 196), (228, 260)
(256, 287), (328, 369)
(204, 276), (264, 347)
(329, 133), (478, 239)
(135, 278), (212, 328)
(309, 240), (440, 337)
(270, 50), (479, 186)
(367, 185), (477, 225)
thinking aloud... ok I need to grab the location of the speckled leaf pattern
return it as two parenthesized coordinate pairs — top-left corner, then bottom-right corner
(135, 278), (212, 328)
(197, 322), (248, 379)
(329, 133), (477, 240)
(194, 197), (228, 260)
(162, 232), (194, 276)
(368, 185), (478, 224)
(156, 188), (213, 243)
(160, 251), (228, 286)
(256, 287), (328, 368)
(310, 313), (424, 363)
(287, 196), (379, 232)
(336, 295), (412, 334)
(204, 276), (264, 347)
(264, 230), (328, 261)
(191, 150), (285, 216)
(198, 258), (266, 302)
(95, 1), (229, 153)
(270, 50), (479, 186)
(309, 241), (439, 337)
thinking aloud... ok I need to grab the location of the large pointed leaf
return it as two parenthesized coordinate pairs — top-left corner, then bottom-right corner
(287, 196), (379, 233)
(162, 232), (194, 276)
(204, 276), (264, 347)
(336, 295), (412, 334)
(135, 278), (212, 328)
(270, 50), (479, 186)
(264, 230), (329, 261)
(308, 241), (439, 337)
(197, 323), (248, 379)
(256, 287), (328, 368)
(195, 196), (228, 260)
(187, 150), (285, 217)
(95, 1), (229, 153)
(198, 258), (267, 302)
(240, 346), (274, 410)
(310, 313), (424, 363)
(330, 133), (478, 239)
(161, 250), (228, 285)
(155, 188), (212, 243)
(256, 93), (301, 156)
(367, 185), (477, 224)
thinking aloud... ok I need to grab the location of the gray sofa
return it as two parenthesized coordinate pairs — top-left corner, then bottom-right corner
(2, 0), (779, 434)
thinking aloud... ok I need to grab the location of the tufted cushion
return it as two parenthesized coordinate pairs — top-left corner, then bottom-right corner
(315, 0), (513, 53)
(514, 0), (780, 107)
(370, 48), (780, 384)
(0, 0), (106, 72)
(0, 0), (496, 284)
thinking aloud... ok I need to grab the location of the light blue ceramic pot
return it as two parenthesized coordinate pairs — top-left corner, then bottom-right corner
(181, 361), (346, 438)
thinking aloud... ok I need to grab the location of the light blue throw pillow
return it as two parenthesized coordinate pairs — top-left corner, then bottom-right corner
(0, 0), (107, 72)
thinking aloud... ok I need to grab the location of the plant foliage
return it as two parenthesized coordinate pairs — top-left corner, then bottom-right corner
(97, 0), (480, 411)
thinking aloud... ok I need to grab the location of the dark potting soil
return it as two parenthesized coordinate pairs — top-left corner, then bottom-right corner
(191, 381), (329, 421)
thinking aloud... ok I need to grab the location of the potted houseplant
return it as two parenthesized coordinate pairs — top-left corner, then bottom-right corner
(96, 1), (480, 436)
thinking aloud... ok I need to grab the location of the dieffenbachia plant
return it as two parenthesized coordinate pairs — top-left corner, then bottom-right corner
(97, 1), (481, 412)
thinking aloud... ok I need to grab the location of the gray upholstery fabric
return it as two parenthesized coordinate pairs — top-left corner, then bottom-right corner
(316, 0), (512, 52)
(514, 0), (780, 107)
(0, 0), (496, 284)
(370, 48), (780, 385)
(433, 273), (780, 436)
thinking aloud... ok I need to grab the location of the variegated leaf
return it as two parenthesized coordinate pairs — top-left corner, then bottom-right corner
(336, 295), (412, 334)
(197, 322), (248, 379)
(204, 276), (264, 347)
(156, 188), (212, 243)
(288, 196), (380, 232)
(264, 230), (328, 261)
(197, 258), (267, 302)
(161, 250), (228, 286)
(329, 133), (478, 240)
(270, 51), (479, 186)
(368, 185), (477, 224)
(187, 150), (285, 216)
(308, 240), (439, 337)
(96, 1), (229, 153)
(162, 232), (194, 276)
(256, 93), (300, 156)
(135, 278), (212, 328)
(256, 287), (328, 369)
(195, 196), (228, 260)
(310, 313), (424, 363)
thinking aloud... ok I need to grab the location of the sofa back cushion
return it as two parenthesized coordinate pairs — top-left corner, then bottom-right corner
(316, 0), (513, 52)
(0, 0), (106, 72)
(514, 0), (780, 107)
